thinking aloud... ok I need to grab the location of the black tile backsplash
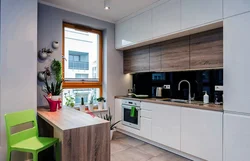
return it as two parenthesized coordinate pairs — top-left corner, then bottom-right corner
(133, 69), (223, 102)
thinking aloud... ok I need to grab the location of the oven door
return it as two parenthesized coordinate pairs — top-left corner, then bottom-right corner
(122, 104), (141, 130)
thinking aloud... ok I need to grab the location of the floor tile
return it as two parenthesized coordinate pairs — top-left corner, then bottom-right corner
(116, 136), (145, 147)
(111, 139), (131, 154)
(112, 131), (127, 140)
(111, 132), (192, 161)
(148, 152), (190, 161)
(112, 147), (153, 161)
(137, 144), (165, 157)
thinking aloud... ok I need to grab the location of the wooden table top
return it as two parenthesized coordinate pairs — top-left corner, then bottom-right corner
(115, 96), (223, 112)
(37, 107), (109, 131)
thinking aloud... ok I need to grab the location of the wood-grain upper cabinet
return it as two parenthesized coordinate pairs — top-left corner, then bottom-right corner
(123, 46), (150, 74)
(161, 36), (189, 71)
(181, 0), (223, 29)
(149, 43), (162, 72)
(224, 0), (250, 18)
(190, 28), (223, 69)
(152, 0), (181, 38)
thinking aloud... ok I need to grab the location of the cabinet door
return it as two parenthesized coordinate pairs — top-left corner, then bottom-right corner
(224, 13), (250, 114)
(224, 0), (250, 18)
(152, 0), (181, 38)
(132, 10), (153, 43)
(140, 117), (152, 140)
(161, 36), (189, 71)
(115, 18), (134, 49)
(114, 99), (122, 129)
(181, 108), (223, 161)
(224, 113), (250, 161)
(149, 43), (162, 72)
(123, 46), (150, 74)
(152, 104), (181, 150)
(190, 28), (223, 69)
(181, 0), (223, 29)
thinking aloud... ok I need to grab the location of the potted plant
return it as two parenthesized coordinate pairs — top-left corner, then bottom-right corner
(43, 78), (62, 101)
(103, 107), (121, 140)
(96, 97), (106, 110)
(50, 59), (62, 100)
(65, 94), (75, 108)
(88, 95), (94, 112)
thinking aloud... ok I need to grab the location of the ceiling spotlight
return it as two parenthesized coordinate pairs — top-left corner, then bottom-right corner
(104, 0), (111, 10)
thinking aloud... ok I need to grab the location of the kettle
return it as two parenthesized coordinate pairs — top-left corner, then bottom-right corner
(156, 87), (163, 97)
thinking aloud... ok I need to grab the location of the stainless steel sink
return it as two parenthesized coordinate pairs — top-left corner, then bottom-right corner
(162, 99), (188, 103)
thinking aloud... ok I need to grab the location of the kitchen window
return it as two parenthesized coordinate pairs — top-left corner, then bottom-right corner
(62, 22), (103, 104)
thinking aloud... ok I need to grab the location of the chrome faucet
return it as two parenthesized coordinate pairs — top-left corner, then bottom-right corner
(178, 80), (191, 103)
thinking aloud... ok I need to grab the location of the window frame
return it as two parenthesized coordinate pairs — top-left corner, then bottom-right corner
(62, 22), (103, 96)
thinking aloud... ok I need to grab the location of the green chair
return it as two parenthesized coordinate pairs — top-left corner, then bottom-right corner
(5, 109), (60, 161)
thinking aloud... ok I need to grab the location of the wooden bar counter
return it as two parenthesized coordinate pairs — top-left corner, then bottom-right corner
(37, 107), (110, 161)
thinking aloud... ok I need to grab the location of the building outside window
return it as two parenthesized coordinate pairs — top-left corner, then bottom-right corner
(75, 74), (88, 78)
(68, 51), (89, 70)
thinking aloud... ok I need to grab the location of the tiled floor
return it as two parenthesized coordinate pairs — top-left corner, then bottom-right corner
(111, 132), (192, 161)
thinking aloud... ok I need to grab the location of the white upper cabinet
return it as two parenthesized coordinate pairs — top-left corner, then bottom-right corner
(181, 108), (223, 161)
(224, 12), (250, 114)
(115, 18), (134, 49)
(181, 0), (223, 29)
(152, 104), (181, 150)
(115, 10), (152, 49)
(224, 0), (250, 18)
(152, 0), (181, 38)
(132, 10), (153, 43)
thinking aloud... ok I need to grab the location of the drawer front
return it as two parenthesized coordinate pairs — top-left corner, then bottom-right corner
(141, 110), (152, 119)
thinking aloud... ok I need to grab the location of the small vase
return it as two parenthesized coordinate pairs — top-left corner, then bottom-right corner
(52, 41), (59, 49)
(110, 129), (116, 140)
(89, 104), (94, 112)
(37, 72), (46, 82)
(98, 101), (104, 110)
(38, 51), (48, 60)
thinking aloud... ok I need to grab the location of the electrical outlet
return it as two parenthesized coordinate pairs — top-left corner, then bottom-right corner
(215, 85), (223, 91)
(163, 85), (170, 89)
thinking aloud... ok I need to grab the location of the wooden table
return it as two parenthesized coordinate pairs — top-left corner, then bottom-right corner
(37, 107), (110, 161)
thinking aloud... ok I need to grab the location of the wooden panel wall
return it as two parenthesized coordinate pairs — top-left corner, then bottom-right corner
(149, 42), (162, 72)
(124, 46), (150, 73)
(190, 28), (223, 69)
(161, 36), (190, 71)
(62, 123), (110, 161)
(123, 28), (223, 73)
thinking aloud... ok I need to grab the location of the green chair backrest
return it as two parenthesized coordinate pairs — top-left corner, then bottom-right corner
(5, 109), (38, 146)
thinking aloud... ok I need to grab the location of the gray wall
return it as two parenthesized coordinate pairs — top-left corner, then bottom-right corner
(0, 0), (37, 160)
(37, 4), (131, 115)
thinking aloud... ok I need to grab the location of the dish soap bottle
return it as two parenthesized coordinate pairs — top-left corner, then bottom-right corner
(203, 91), (209, 104)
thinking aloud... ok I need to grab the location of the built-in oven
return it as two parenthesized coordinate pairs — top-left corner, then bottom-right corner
(122, 100), (141, 130)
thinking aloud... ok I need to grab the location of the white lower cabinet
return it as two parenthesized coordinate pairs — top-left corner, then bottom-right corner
(140, 116), (152, 140)
(151, 104), (181, 150)
(224, 113), (250, 161)
(181, 108), (223, 161)
(114, 99), (122, 129)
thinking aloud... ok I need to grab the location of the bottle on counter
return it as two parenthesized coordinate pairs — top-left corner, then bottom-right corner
(203, 91), (209, 104)
(80, 97), (85, 111)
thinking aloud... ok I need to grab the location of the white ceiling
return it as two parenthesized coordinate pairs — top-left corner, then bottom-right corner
(40, 0), (160, 23)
